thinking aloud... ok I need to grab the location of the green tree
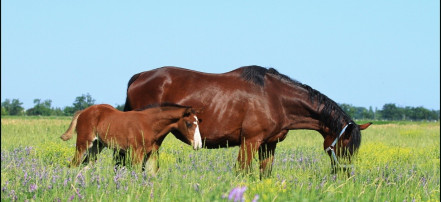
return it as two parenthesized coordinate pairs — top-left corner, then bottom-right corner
(73, 93), (95, 111)
(340, 104), (356, 118)
(1, 107), (7, 115)
(367, 106), (375, 119)
(64, 93), (96, 116)
(27, 99), (52, 116)
(115, 104), (125, 111)
(51, 107), (65, 116)
(63, 106), (76, 116)
(380, 103), (404, 120)
(1, 99), (24, 115)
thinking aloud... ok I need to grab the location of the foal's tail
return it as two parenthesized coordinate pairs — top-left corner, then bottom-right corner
(60, 110), (83, 141)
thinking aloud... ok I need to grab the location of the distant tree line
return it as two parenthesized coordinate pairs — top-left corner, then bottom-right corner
(1, 95), (439, 121)
(340, 103), (439, 121)
(1, 93), (124, 116)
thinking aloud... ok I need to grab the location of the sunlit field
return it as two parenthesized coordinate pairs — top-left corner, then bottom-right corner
(1, 116), (439, 201)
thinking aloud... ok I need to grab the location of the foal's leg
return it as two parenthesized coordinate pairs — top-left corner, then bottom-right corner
(130, 149), (147, 171)
(113, 149), (126, 169)
(258, 142), (277, 179)
(144, 145), (160, 175)
(71, 136), (95, 167)
(82, 140), (105, 165)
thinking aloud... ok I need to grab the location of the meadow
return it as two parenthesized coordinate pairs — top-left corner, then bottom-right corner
(1, 116), (439, 201)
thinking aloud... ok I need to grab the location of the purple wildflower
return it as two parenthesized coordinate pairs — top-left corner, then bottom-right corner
(252, 194), (259, 202)
(25, 146), (33, 155)
(114, 172), (121, 189)
(281, 179), (287, 189)
(69, 195), (75, 201)
(77, 172), (86, 188)
(194, 183), (200, 192)
(2, 180), (8, 193)
(52, 174), (58, 184)
(131, 171), (138, 181)
(150, 187), (154, 199)
(29, 184), (37, 192)
(9, 190), (17, 201)
(23, 171), (30, 186)
(228, 186), (247, 202)
(420, 177), (427, 187)
(320, 177), (326, 188)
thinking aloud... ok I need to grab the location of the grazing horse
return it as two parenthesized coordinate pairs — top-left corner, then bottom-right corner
(60, 103), (202, 173)
(123, 65), (372, 177)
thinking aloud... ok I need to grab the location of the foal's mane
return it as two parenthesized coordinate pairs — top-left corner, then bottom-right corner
(240, 65), (360, 152)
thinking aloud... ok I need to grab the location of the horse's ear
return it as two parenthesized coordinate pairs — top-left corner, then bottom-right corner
(359, 122), (372, 130)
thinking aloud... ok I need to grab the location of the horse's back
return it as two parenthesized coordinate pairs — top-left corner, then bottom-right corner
(127, 66), (251, 108)
(125, 66), (282, 147)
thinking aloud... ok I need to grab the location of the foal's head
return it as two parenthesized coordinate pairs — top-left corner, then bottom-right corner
(173, 108), (203, 150)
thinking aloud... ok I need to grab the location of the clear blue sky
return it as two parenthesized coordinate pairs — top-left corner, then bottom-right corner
(2, 1), (440, 110)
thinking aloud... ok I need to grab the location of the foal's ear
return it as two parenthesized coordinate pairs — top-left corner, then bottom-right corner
(182, 108), (193, 117)
(359, 122), (372, 130)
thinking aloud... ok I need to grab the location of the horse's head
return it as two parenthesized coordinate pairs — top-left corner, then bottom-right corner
(174, 108), (203, 150)
(323, 122), (372, 170)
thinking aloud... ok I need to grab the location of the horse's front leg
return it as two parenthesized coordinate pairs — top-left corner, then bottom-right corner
(236, 139), (260, 174)
(258, 142), (277, 179)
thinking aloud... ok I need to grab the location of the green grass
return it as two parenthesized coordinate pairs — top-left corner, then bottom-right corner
(1, 117), (439, 201)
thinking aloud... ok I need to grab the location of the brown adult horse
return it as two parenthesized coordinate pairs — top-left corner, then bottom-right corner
(124, 65), (372, 177)
(60, 103), (202, 173)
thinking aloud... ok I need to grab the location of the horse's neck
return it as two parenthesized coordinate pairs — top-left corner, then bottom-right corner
(280, 89), (326, 132)
(282, 104), (322, 131)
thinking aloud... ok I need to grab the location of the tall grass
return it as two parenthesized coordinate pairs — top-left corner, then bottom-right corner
(1, 117), (439, 201)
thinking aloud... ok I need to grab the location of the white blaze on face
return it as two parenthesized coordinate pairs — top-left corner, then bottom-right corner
(192, 115), (202, 150)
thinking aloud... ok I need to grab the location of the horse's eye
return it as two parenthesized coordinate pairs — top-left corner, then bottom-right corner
(186, 122), (193, 128)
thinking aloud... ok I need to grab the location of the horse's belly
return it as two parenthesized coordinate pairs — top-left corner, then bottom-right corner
(200, 129), (242, 148)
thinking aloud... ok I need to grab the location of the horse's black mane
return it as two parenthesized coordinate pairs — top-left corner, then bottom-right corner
(240, 65), (359, 152)
(135, 102), (191, 111)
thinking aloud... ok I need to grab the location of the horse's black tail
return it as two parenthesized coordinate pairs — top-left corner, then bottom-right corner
(123, 72), (141, 112)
